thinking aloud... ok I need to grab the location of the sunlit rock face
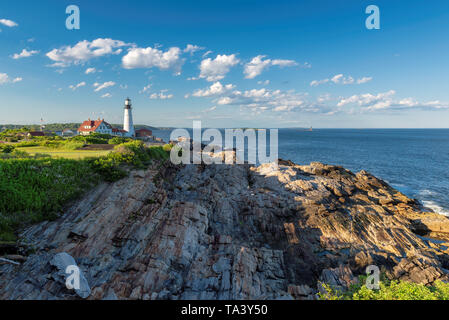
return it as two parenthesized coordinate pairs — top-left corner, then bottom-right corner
(1, 159), (449, 300)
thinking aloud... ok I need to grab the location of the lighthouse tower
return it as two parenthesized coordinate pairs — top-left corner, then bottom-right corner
(123, 97), (135, 137)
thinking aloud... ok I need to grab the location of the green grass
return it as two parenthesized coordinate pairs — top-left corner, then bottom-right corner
(17, 146), (111, 159)
(0, 141), (170, 241)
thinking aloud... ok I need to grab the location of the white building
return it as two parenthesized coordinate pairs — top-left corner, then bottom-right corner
(123, 98), (135, 137)
(77, 119), (113, 136)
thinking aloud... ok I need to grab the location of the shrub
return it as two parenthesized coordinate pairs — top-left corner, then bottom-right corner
(162, 144), (173, 152)
(0, 145), (15, 153)
(0, 158), (99, 240)
(319, 276), (449, 300)
(15, 141), (39, 148)
(108, 137), (132, 145)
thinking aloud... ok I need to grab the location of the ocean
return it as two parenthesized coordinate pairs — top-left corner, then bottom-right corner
(152, 128), (449, 216)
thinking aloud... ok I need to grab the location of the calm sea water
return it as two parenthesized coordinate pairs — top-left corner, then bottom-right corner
(153, 128), (449, 216)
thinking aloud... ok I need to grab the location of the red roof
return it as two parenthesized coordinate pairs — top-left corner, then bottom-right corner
(78, 119), (110, 133)
(136, 128), (152, 133)
(112, 128), (127, 133)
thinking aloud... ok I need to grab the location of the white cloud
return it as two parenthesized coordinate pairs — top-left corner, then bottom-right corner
(356, 76), (373, 84)
(85, 67), (96, 74)
(69, 81), (86, 91)
(310, 74), (372, 86)
(101, 93), (112, 98)
(244, 55), (298, 79)
(12, 49), (39, 59)
(257, 80), (270, 85)
(184, 44), (204, 55)
(336, 90), (448, 111)
(310, 79), (330, 87)
(0, 73), (22, 85)
(139, 84), (152, 94)
(243, 56), (272, 79)
(150, 90), (174, 100)
(202, 50), (213, 58)
(190, 82), (318, 114)
(191, 82), (235, 97)
(122, 46), (182, 73)
(337, 90), (396, 108)
(93, 81), (115, 92)
(0, 19), (18, 27)
(46, 38), (129, 67)
(199, 54), (240, 81)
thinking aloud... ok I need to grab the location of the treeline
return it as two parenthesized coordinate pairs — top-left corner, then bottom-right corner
(1, 123), (81, 132)
(0, 123), (159, 132)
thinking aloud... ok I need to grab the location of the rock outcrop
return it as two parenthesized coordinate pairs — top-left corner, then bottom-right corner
(1, 160), (449, 300)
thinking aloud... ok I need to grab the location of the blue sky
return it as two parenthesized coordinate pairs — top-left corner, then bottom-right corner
(1, 0), (449, 128)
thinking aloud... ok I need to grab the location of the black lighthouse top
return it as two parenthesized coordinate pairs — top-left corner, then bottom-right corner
(124, 97), (132, 109)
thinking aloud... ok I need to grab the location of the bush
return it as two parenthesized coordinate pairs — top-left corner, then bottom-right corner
(319, 276), (449, 300)
(0, 145), (15, 153)
(108, 137), (132, 145)
(15, 141), (39, 148)
(162, 144), (173, 152)
(0, 158), (99, 240)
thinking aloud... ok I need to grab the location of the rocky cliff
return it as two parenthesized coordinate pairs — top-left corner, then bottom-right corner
(1, 159), (449, 300)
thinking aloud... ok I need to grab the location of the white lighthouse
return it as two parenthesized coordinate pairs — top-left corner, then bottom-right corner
(123, 97), (135, 137)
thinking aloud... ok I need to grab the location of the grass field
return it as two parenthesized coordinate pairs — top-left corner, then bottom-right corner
(17, 146), (112, 159)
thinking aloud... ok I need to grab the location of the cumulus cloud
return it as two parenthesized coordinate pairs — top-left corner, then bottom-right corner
(69, 81), (86, 91)
(356, 76), (373, 84)
(189, 82), (319, 114)
(150, 90), (174, 100)
(184, 44), (204, 55)
(46, 38), (129, 67)
(337, 90), (449, 111)
(191, 82), (235, 97)
(0, 73), (22, 85)
(122, 46), (182, 74)
(199, 54), (240, 81)
(243, 55), (298, 79)
(0, 19), (18, 27)
(310, 79), (330, 87)
(93, 81), (115, 92)
(85, 67), (96, 74)
(310, 74), (372, 86)
(12, 49), (39, 59)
